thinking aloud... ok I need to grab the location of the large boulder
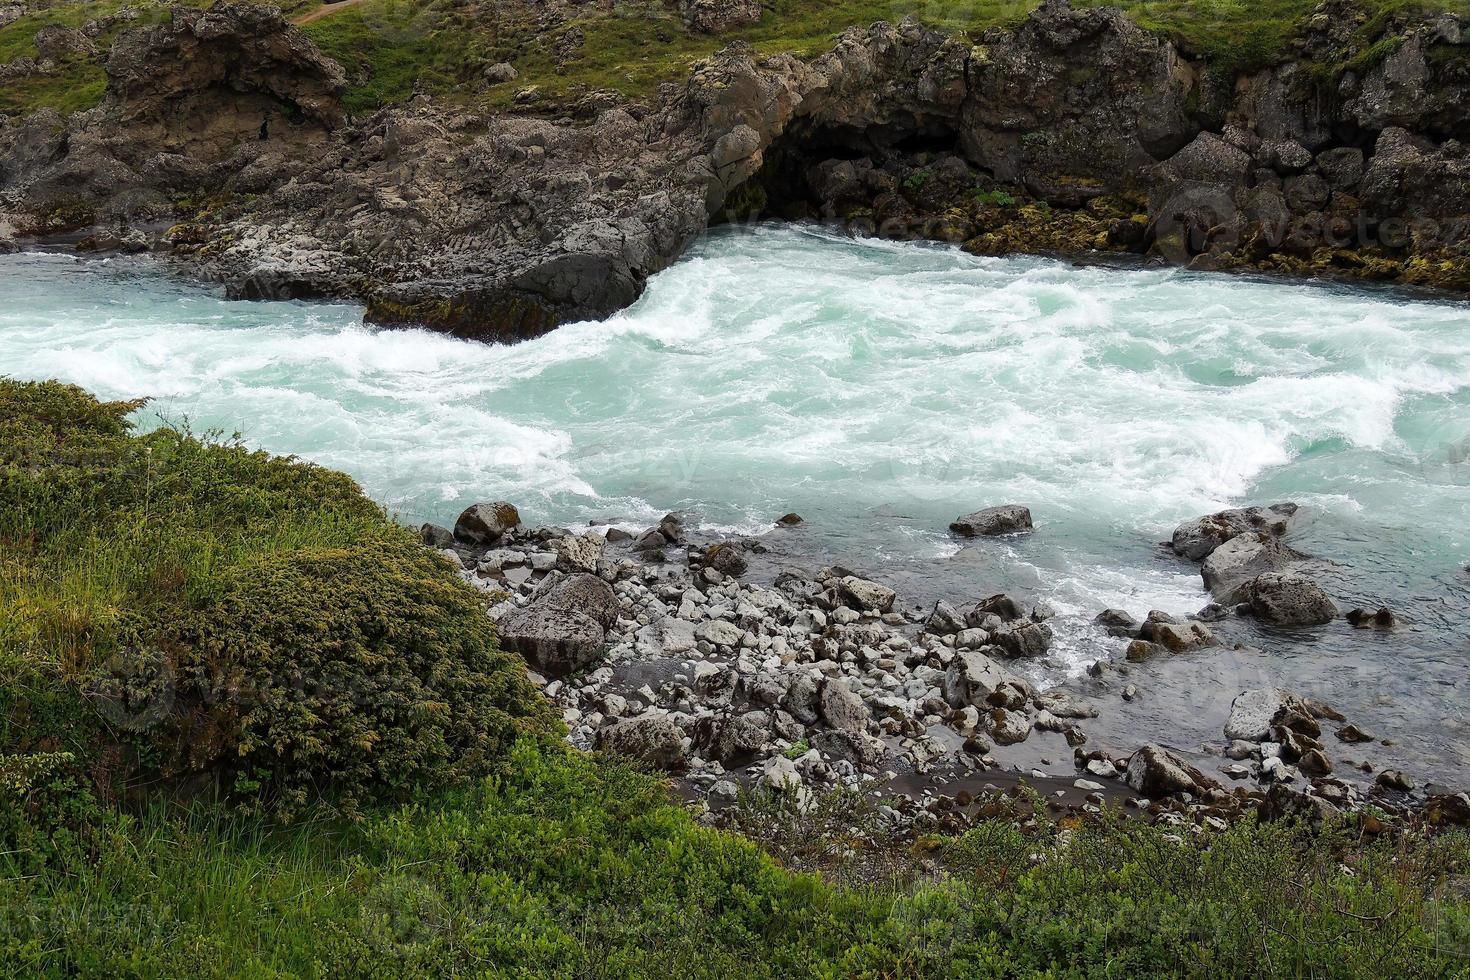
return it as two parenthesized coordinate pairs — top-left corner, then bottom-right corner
(1161, 132), (1254, 184)
(835, 575), (896, 614)
(496, 604), (605, 676)
(950, 505), (1033, 537)
(1246, 573), (1337, 626)
(1171, 502), (1297, 560)
(989, 620), (1053, 659)
(1201, 533), (1297, 601)
(943, 650), (1029, 709)
(819, 679), (871, 734)
(496, 573), (620, 675)
(538, 573), (620, 629)
(597, 715), (688, 770)
(1225, 688), (1305, 741)
(455, 501), (521, 545)
(1125, 744), (1223, 798)
(679, 0), (761, 33)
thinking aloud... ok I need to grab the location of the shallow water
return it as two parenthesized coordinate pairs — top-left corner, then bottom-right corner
(4, 226), (1468, 782)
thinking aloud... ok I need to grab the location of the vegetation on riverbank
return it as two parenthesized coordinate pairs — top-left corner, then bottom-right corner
(0, 379), (555, 818)
(3, 378), (1470, 976)
(2, 0), (1465, 117)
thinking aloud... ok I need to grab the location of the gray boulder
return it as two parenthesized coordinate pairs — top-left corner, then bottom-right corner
(819, 679), (870, 734)
(987, 707), (1032, 745)
(989, 620), (1053, 659)
(925, 599), (966, 635)
(552, 532), (604, 573)
(1246, 573), (1337, 626)
(454, 501), (521, 545)
(1162, 132), (1253, 184)
(539, 573), (620, 629)
(1171, 502), (1297, 560)
(1125, 744), (1223, 798)
(497, 604), (605, 676)
(943, 650), (1030, 710)
(1225, 688), (1307, 741)
(1201, 533), (1297, 601)
(1315, 146), (1364, 191)
(950, 505), (1033, 537)
(597, 715), (687, 770)
(835, 575), (895, 614)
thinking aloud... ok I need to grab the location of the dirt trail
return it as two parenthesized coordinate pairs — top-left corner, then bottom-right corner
(292, 0), (363, 27)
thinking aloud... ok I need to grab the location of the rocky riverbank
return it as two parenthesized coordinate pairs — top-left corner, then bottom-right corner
(419, 497), (1468, 838)
(1, 0), (1468, 339)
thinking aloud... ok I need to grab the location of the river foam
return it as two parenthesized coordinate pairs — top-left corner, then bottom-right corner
(3, 225), (1468, 711)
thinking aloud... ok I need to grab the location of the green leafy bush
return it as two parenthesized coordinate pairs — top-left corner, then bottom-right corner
(0, 379), (555, 818)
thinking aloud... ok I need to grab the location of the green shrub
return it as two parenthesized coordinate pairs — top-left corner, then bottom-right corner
(162, 541), (555, 816)
(0, 379), (556, 819)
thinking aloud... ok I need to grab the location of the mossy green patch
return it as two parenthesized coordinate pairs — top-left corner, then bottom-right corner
(0, 379), (556, 818)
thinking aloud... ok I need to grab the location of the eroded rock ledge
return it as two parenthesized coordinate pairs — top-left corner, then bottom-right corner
(0, 0), (1466, 340)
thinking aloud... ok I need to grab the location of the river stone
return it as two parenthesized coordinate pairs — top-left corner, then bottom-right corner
(552, 532), (604, 572)
(761, 755), (801, 791)
(975, 593), (1027, 621)
(835, 575), (895, 614)
(454, 501), (521, 544)
(419, 523), (454, 548)
(705, 543), (748, 577)
(1246, 573), (1337, 626)
(988, 707), (1032, 745)
(949, 505), (1033, 537)
(990, 620), (1052, 659)
(1170, 502), (1297, 560)
(1225, 688), (1303, 742)
(784, 673), (822, 725)
(820, 679), (870, 733)
(1124, 744), (1222, 798)
(1140, 617), (1216, 653)
(696, 619), (744, 648)
(925, 599), (965, 635)
(1094, 608), (1139, 636)
(636, 616), (697, 656)
(539, 573), (620, 629)
(1201, 533), (1297, 601)
(942, 649), (1010, 709)
(497, 604), (605, 676)
(597, 715), (687, 770)
(697, 710), (769, 762)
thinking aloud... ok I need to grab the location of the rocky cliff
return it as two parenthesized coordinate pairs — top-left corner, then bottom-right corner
(0, 0), (1466, 340)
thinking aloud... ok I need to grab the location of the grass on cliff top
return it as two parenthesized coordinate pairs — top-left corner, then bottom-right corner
(3, 0), (1466, 118)
(297, 0), (1470, 113)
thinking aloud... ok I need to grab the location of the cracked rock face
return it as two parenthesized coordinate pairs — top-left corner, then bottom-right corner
(4, 1), (1467, 339)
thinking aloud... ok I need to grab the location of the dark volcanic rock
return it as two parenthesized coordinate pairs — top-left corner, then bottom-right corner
(950, 505), (1033, 537)
(1170, 502), (1297, 560)
(455, 501), (522, 544)
(1246, 573), (1337, 627)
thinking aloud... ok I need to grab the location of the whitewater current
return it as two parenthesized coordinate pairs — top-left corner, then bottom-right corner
(3, 225), (1468, 781)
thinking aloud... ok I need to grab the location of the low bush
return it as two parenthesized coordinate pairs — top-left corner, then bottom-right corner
(0, 379), (556, 818)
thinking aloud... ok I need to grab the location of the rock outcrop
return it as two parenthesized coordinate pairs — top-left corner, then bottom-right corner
(2, 0), (1467, 340)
